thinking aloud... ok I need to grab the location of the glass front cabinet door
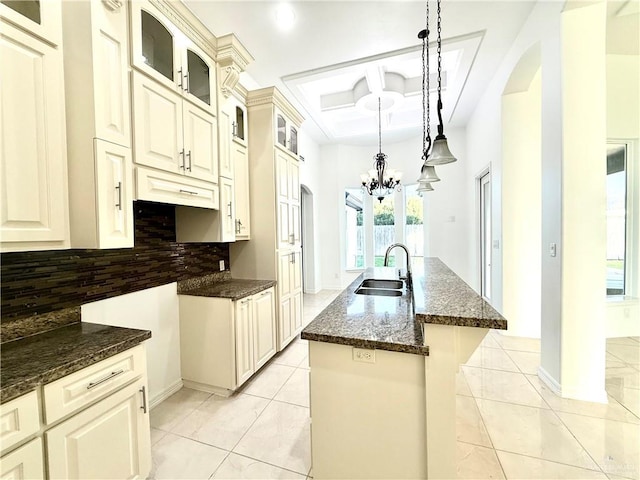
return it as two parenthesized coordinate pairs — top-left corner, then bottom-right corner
(0, 0), (62, 46)
(130, 1), (216, 114)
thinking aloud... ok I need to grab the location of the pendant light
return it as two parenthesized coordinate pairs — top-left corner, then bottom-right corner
(426, 0), (457, 166)
(417, 0), (456, 194)
(361, 97), (402, 202)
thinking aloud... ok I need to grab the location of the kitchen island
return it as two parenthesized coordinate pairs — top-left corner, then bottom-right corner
(301, 258), (507, 479)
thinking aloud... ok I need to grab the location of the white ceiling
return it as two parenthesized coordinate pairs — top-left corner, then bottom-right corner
(183, 1), (534, 145)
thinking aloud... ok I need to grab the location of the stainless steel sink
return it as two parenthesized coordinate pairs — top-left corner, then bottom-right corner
(355, 278), (404, 297)
(360, 279), (403, 289)
(355, 288), (403, 297)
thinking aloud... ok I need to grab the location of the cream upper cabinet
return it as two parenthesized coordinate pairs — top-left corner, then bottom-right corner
(218, 106), (234, 179)
(130, 0), (216, 115)
(62, 0), (134, 249)
(275, 109), (299, 157)
(133, 71), (219, 206)
(276, 150), (301, 249)
(219, 177), (236, 242)
(0, 0), (62, 46)
(0, 16), (69, 252)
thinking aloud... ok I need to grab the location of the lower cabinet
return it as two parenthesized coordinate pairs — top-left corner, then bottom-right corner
(46, 379), (151, 480)
(0, 344), (151, 480)
(180, 287), (276, 394)
(278, 250), (303, 350)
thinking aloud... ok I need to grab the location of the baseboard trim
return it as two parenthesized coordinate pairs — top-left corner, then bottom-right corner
(537, 366), (561, 396)
(182, 379), (233, 397)
(538, 366), (608, 403)
(149, 379), (183, 409)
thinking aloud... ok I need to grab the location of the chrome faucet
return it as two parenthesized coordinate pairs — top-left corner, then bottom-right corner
(384, 243), (412, 290)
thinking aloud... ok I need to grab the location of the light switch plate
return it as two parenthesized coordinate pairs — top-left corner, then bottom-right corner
(219, 260), (225, 271)
(550, 243), (557, 257)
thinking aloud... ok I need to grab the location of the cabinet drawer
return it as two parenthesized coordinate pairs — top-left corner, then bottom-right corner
(0, 437), (44, 480)
(43, 345), (146, 424)
(136, 166), (219, 209)
(0, 391), (40, 454)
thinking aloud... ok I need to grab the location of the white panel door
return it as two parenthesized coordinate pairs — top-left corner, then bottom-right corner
(132, 72), (183, 174)
(0, 22), (68, 247)
(253, 288), (276, 370)
(94, 140), (133, 248)
(0, 438), (44, 480)
(183, 102), (218, 183)
(235, 298), (254, 387)
(93, 0), (130, 147)
(46, 380), (151, 480)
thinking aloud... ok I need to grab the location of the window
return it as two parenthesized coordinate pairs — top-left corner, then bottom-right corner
(404, 184), (424, 276)
(345, 189), (364, 270)
(374, 195), (395, 266)
(606, 144), (628, 296)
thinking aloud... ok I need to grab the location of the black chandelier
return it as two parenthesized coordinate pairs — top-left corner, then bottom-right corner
(361, 97), (402, 202)
(417, 0), (457, 194)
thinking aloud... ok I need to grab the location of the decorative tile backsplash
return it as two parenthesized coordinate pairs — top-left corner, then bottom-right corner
(1, 201), (229, 321)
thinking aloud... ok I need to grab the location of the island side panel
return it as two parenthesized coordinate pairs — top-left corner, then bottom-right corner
(308, 341), (427, 480)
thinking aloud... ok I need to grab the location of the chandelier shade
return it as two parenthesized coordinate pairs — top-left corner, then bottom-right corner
(417, 164), (440, 183)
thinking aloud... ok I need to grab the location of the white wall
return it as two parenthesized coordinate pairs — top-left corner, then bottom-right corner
(501, 68), (542, 338)
(316, 129), (469, 290)
(299, 128), (324, 293)
(81, 283), (182, 408)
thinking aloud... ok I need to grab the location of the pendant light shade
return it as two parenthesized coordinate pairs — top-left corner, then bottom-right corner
(426, 134), (457, 165)
(416, 181), (434, 193)
(417, 164), (440, 183)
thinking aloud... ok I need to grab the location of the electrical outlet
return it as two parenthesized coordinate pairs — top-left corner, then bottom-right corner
(219, 260), (225, 271)
(353, 348), (375, 364)
(549, 243), (557, 257)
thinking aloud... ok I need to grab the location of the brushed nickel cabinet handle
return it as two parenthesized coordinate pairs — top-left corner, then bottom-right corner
(86, 369), (125, 390)
(140, 386), (147, 413)
(227, 202), (232, 218)
(177, 68), (183, 89)
(115, 181), (122, 210)
(179, 149), (185, 170)
(179, 189), (199, 195)
(186, 150), (192, 172)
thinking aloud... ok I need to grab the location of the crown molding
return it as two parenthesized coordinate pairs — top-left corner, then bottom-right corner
(216, 34), (254, 98)
(247, 87), (305, 127)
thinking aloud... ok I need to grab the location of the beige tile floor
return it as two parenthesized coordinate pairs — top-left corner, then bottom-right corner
(149, 292), (640, 480)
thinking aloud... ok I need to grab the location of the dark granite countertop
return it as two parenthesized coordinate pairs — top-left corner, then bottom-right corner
(301, 258), (507, 356)
(0, 323), (151, 404)
(178, 276), (276, 300)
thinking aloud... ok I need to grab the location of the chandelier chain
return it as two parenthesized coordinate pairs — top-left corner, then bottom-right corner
(378, 97), (382, 154)
(426, 0), (430, 155)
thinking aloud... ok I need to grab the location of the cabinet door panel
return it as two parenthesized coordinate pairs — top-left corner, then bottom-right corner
(219, 178), (235, 242)
(132, 73), (182, 174)
(276, 152), (289, 202)
(278, 252), (291, 297)
(289, 203), (300, 246)
(290, 252), (302, 292)
(279, 297), (292, 351)
(136, 166), (219, 209)
(218, 108), (233, 179)
(46, 381), (151, 480)
(183, 43), (216, 113)
(233, 145), (250, 239)
(94, 140), (133, 248)
(0, 0), (62, 46)
(253, 289), (276, 370)
(0, 438), (44, 480)
(183, 103), (218, 183)
(93, 1), (130, 147)
(289, 158), (300, 203)
(130, 2), (178, 92)
(235, 298), (254, 387)
(0, 22), (67, 247)
(291, 290), (303, 334)
(278, 200), (290, 248)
